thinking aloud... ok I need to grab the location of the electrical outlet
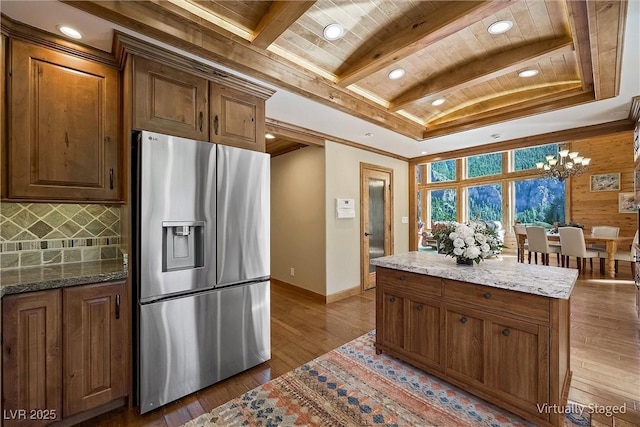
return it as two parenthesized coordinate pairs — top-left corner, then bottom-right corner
(290, 267), (295, 276)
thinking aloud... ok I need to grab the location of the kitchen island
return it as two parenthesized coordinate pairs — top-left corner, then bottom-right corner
(371, 252), (578, 427)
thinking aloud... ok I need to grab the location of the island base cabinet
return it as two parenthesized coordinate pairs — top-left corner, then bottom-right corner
(63, 282), (128, 417)
(374, 267), (569, 427)
(445, 309), (485, 385)
(377, 288), (442, 370)
(2, 291), (62, 427)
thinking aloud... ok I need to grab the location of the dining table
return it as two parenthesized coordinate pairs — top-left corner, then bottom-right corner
(515, 231), (634, 278)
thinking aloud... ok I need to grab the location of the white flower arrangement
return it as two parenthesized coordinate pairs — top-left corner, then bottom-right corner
(431, 221), (502, 264)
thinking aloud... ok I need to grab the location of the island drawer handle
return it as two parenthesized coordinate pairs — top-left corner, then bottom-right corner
(389, 297), (396, 303)
(399, 275), (406, 281)
(416, 305), (423, 311)
(502, 329), (510, 336)
(483, 292), (491, 299)
(459, 317), (467, 324)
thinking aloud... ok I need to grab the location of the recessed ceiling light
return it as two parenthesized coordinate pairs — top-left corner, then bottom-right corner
(388, 68), (405, 80)
(323, 23), (344, 41)
(491, 133), (502, 139)
(518, 69), (539, 78)
(57, 25), (82, 39)
(365, 132), (374, 137)
(421, 151), (428, 155)
(431, 98), (445, 106)
(265, 133), (276, 139)
(487, 20), (513, 35)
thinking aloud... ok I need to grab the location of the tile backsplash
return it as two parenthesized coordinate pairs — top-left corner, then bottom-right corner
(0, 203), (121, 270)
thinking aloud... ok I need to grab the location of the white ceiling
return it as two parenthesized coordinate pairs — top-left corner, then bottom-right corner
(3, 0), (639, 159)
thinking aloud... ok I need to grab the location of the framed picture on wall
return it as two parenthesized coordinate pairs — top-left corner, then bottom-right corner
(590, 173), (620, 191)
(618, 192), (636, 213)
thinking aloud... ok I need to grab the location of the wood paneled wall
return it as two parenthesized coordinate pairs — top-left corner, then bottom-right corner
(569, 131), (636, 237)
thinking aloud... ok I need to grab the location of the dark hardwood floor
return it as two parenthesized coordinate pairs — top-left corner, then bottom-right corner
(82, 255), (639, 426)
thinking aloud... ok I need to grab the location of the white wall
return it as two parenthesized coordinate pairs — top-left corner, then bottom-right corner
(325, 141), (409, 295)
(270, 146), (326, 295)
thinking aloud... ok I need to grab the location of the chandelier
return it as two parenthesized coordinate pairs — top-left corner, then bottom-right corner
(536, 148), (591, 181)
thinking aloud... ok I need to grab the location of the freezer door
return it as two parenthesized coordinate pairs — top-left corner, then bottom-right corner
(217, 145), (270, 286)
(139, 281), (270, 414)
(139, 131), (217, 301)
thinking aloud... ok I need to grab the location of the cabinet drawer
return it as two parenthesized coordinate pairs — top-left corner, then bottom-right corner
(377, 267), (442, 297)
(444, 280), (549, 322)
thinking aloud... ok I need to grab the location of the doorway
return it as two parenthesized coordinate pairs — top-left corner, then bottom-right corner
(360, 163), (393, 290)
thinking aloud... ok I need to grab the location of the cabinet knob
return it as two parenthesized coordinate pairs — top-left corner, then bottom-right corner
(459, 317), (467, 324)
(483, 292), (491, 299)
(399, 275), (406, 281)
(502, 328), (510, 336)
(416, 305), (423, 311)
(389, 297), (396, 303)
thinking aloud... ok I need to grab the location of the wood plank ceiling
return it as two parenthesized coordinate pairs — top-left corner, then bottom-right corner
(65, 0), (628, 153)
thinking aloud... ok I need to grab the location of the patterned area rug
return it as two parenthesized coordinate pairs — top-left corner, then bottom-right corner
(182, 330), (590, 426)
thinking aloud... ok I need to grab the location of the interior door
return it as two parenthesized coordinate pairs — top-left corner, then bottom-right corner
(360, 163), (393, 290)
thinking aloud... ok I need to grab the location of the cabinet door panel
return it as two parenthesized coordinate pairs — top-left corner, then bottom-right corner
(445, 309), (485, 383)
(380, 291), (404, 350)
(133, 57), (208, 140)
(406, 299), (441, 368)
(489, 320), (549, 412)
(2, 290), (62, 427)
(9, 40), (120, 201)
(210, 82), (265, 152)
(63, 282), (127, 416)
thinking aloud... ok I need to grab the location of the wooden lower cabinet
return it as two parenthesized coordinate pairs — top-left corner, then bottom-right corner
(375, 267), (569, 427)
(2, 291), (62, 427)
(445, 308), (485, 384)
(63, 282), (128, 416)
(1, 282), (128, 426)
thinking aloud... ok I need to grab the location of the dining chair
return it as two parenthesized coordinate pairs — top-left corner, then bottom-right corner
(558, 227), (599, 273)
(599, 230), (638, 276)
(513, 224), (528, 263)
(590, 226), (620, 270)
(525, 226), (561, 266)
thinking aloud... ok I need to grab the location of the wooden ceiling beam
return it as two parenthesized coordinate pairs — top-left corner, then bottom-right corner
(586, 0), (627, 99)
(431, 82), (582, 125)
(389, 36), (574, 111)
(335, 0), (516, 87)
(265, 119), (325, 146)
(421, 89), (595, 140)
(251, 1), (316, 49)
(565, 0), (593, 92)
(411, 119), (634, 164)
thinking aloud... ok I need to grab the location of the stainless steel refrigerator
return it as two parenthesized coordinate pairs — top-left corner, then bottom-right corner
(131, 130), (270, 414)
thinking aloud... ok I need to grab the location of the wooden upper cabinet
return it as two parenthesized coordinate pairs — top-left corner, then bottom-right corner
(133, 56), (209, 141)
(62, 282), (128, 417)
(2, 290), (62, 427)
(210, 82), (265, 152)
(7, 39), (121, 202)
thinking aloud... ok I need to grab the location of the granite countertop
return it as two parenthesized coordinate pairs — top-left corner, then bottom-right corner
(1, 260), (127, 298)
(371, 251), (578, 299)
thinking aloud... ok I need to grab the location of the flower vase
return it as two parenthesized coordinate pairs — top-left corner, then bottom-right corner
(456, 257), (474, 265)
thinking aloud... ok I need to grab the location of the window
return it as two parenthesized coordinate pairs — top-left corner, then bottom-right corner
(430, 189), (456, 225)
(467, 184), (502, 221)
(466, 152), (502, 178)
(430, 159), (456, 182)
(513, 144), (559, 171)
(514, 178), (565, 224)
